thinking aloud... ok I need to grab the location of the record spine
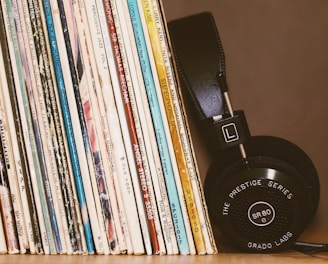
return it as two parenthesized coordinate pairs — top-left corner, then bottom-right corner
(151, 0), (207, 253)
(13, 0), (65, 253)
(1, 0), (59, 254)
(95, 0), (134, 254)
(12, 0), (50, 254)
(2, 1), (33, 253)
(110, 0), (166, 254)
(102, 0), (160, 254)
(0, 205), (8, 254)
(122, 1), (177, 254)
(34, 0), (87, 253)
(153, 0), (217, 254)
(24, 0), (82, 253)
(127, 0), (184, 254)
(101, 0), (152, 255)
(16, 0), (72, 253)
(0, 0), (217, 256)
(0, 1), (53, 254)
(62, 0), (112, 255)
(70, 0), (115, 256)
(61, 0), (121, 254)
(57, 0), (116, 254)
(156, 1), (216, 253)
(0, 2), (44, 254)
(94, 0), (146, 255)
(81, 0), (129, 254)
(0, 89), (27, 254)
(0, 105), (20, 254)
(42, 0), (97, 253)
(114, 0), (171, 254)
(58, 2), (89, 254)
(139, 0), (197, 254)
(161, 4), (218, 255)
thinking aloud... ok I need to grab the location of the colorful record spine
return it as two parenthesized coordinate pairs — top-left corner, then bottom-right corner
(127, 0), (192, 255)
(0, 95), (28, 255)
(16, 0), (72, 253)
(92, 1), (134, 254)
(57, 0), (115, 254)
(160, 2), (218, 254)
(59, 0), (121, 254)
(0, 209), (8, 254)
(138, 0), (196, 254)
(70, 0), (115, 256)
(121, 0), (178, 254)
(155, 0), (217, 254)
(13, 0), (66, 253)
(81, 0), (130, 254)
(94, 0), (146, 255)
(0, 2), (44, 255)
(62, 0), (112, 255)
(113, 0), (171, 254)
(1, 0), (59, 254)
(101, 0), (161, 254)
(6, 0), (47, 253)
(140, 0), (210, 254)
(34, 0), (89, 254)
(154, 0), (209, 253)
(0, 98), (20, 254)
(42, 0), (97, 254)
(0, 1), (52, 254)
(2, 2), (36, 254)
(102, 0), (151, 255)
(110, 0), (167, 254)
(23, 0), (84, 253)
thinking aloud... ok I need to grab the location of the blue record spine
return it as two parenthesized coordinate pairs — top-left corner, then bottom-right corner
(42, 0), (94, 253)
(11, 0), (63, 252)
(126, 0), (189, 254)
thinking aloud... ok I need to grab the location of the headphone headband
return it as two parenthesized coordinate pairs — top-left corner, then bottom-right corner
(169, 12), (225, 120)
(169, 12), (250, 151)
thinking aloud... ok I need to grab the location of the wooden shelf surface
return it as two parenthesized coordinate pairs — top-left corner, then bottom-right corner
(0, 251), (327, 264)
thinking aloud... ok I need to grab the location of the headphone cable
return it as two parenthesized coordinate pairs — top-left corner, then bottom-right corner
(292, 241), (328, 255)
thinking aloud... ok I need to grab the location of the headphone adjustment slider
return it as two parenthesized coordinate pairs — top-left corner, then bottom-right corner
(213, 110), (251, 150)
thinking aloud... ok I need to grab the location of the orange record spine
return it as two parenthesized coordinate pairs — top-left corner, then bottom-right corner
(141, 0), (206, 254)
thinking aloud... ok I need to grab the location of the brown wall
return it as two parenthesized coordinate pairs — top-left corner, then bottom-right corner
(162, 0), (328, 245)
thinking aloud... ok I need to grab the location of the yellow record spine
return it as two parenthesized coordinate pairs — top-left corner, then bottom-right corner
(140, 0), (206, 254)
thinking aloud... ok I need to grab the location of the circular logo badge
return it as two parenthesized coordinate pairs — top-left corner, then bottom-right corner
(248, 201), (275, 227)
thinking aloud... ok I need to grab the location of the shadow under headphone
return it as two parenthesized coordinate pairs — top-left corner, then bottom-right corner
(168, 12), (324, 253)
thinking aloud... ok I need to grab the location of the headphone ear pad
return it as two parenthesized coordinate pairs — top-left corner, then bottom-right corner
(204, 136), (320, 252)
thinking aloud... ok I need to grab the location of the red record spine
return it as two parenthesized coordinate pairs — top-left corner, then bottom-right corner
(102, 0), (160, 254)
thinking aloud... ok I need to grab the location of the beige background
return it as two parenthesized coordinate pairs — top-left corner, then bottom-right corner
(162, 0), (328, 247)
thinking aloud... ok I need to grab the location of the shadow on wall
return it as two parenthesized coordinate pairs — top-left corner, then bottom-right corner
(162, 0), (328, 245)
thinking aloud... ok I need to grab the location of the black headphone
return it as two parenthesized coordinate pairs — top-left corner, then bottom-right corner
(168, 12), (322, 253)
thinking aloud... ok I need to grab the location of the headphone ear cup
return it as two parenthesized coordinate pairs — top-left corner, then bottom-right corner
(204, 136), (320, 252)
(247, 136), (320, 217)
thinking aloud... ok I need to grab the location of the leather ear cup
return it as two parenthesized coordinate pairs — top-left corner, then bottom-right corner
(204, 136), (320, 252)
